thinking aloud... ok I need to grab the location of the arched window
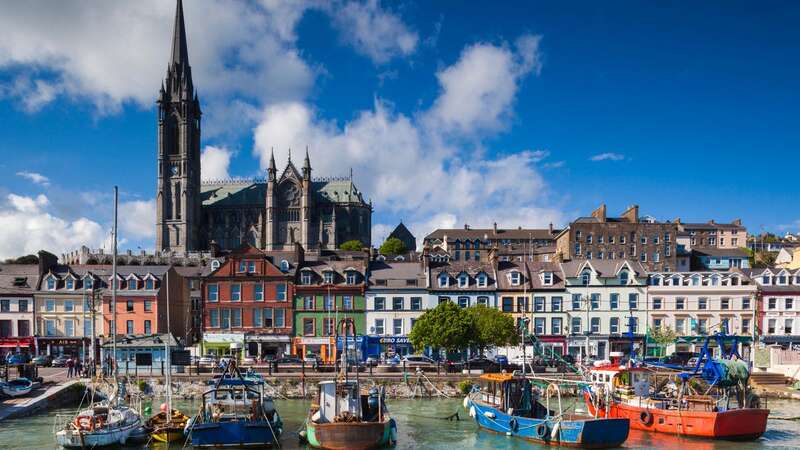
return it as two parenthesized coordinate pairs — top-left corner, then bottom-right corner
(454, 240), (461, 250)
(464, 240), (471, 250)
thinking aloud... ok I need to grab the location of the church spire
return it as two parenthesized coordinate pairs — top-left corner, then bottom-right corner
(268, 148), (277, 181)
(170, 0), (190, 68)
(303, 146), (312, 180)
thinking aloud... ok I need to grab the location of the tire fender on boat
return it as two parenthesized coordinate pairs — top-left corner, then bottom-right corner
(389, 418), (398, 445)
(469, 406), (477, 419)
(508, 417), (518, 433)
(639, 410), (654, 426)
(535, 423), (549, 439)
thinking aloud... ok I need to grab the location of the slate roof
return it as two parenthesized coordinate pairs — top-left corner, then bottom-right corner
(681, 222), (745, 231)
(424, 228), (558, 242)
(367, 261), (425, 289)
(692, 248), (750, 258)
(101, 333), (180, 348)
(200, 178), (368, 208)
(560, 260), (648, 278)
(0, 264), (39, 295)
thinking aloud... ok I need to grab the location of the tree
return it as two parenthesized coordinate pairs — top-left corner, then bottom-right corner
(339, 240), (363, 251)
(409, 301), (473, 352)
(465, 304), (520, 354)
(649, 326), (678, 357)
(4, 254), (38, 264)
(379, 237), (407, 255)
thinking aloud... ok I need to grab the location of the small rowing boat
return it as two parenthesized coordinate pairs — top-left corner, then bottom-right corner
(1, 377), (33, 397)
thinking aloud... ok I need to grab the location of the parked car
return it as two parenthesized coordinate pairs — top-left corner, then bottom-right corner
(33, 355), (53, 366)
(52, 355), (71, 367)
(273, 356), (303, 365)
(493, 355), (509, 367)
(303, 353), (320, 365)
(401, 355), (435, 366)
(663, 352), (698, 367)
(198, 355), (217, 366)
(686, 356), (700, 368)
(384, 355), (401, 366)
(464, 357), (500, 372)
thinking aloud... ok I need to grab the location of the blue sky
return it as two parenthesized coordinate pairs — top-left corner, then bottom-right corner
(0, 0), (798, 259)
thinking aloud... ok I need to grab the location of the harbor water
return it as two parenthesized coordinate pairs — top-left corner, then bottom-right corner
(2, 397), (800, 449)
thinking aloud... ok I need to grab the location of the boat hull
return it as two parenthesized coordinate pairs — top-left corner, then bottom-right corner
(147, 410), (189, 443)
(467, 399), (629, 448)
(306, 418), (396, 450)
(190, 420), (281, 448)
(584, 393), (769, 440)
(2, 378), (33, 397)
(56, 420), (141, 448)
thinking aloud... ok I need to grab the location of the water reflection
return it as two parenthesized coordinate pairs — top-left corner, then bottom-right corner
(1, 398), (799, 449)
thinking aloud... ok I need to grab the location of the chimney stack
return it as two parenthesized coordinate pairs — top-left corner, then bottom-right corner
(591, 204), (607, 222)
(621, 204), (639, 223)
(732, 218), (742, 226)
(549, 222), (554, 234)
(493, 222), (497, 234)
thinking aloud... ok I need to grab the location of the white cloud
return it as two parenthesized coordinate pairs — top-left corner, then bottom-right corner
(328, 0), (419, 64)
(0, 193), (106, 260)
(200, 145), (233, 181)
(119, 199), (156, 241)
(590, 152), (625, 161)
(253, 35), (562, 246)
(426, 35), (542, 135)
(0, 0), (315, 136)
(16, 171), (50, 186)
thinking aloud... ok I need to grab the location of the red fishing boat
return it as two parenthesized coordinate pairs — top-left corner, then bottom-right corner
(583, 351), (768, 440)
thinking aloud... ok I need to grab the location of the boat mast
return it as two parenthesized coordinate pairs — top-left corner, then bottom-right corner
(165, 268), (172, 415)
(112, 186), (119, 391)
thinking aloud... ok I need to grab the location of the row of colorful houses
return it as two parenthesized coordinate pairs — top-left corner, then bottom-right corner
(3, 246), (800, 364)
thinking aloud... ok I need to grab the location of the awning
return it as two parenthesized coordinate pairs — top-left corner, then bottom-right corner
(203, 333), (245, 344)
(245, 335), (291, 343)
(0, 343), (30, 348)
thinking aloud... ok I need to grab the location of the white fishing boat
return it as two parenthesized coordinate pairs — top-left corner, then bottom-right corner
(1, 378), (33, 397)
(54, 186), (143, 448)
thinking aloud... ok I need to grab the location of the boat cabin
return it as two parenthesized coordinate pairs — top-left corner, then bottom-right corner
(203, 379), (273, 422)
(314, 380), (386, 424)
(476, 374), (551, 418)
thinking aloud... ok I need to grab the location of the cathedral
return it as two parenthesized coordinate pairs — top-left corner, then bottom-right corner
(155, 0), (372, 254)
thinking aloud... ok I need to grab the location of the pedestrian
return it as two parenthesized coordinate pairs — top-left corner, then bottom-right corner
(66, 357), (74, 378)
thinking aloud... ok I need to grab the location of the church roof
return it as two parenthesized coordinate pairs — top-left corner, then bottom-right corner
(200, 178), (368, 207)
(201, 181), (265, 207)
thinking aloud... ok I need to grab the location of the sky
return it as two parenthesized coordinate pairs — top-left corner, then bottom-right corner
(0, 0), (798, 260)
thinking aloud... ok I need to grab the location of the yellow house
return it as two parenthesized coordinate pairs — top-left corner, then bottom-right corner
(776, 246), (800, 269)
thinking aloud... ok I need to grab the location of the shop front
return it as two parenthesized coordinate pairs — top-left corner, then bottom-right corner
(202, 333), (245, 360)
(362, 335), (414, 359)
(245, 334), (291, 360)
(292, 336), (336, 363)
(0, 336), (36, 358)
(535, 336), (567, 358)
(36, 337), (89, 358)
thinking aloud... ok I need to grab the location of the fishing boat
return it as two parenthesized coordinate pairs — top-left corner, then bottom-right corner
(55, 186), (143, 448)
(187, 361), (283, 448)
(1, 377), (33, 397)
(146, 404), (189, 443)
(584, 336), (769, 440)
(465, 373), (630, 448)
(146, 269), (189, 443)
(300, 317), (397, 450)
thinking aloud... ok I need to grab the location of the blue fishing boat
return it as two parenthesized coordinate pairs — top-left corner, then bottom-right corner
(465, 373), (629, 448)
(187, 362), (282, 448)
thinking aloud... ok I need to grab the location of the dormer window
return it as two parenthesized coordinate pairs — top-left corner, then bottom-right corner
(477, 273), (488, 288)
(510, 271), (521, 286)
(438, 273), (449, 288)
(65, 278), (75, 290)
(691, 275), (701, 286)
(238, 261), (247, 273)
(145, 278), (155, 290)
(301, 271), (313, 285)
(46, 276), (56, 290)
(280, 260), (290, 272)
(346, 272), (357, 285)
(778, 274), (787, 285)
(581, 270), (591, 286)
(128, 279), (137, 290)
(458, 273), (469, 288)
(762, 275), (772, 285)
(323, 271), (335, 284)
(542, 272), (553, 286)
(671, 275), (681, 286)
(710, 275), (720, 286)
(618, 270), (629, 285)
(84, 277), (93, 290)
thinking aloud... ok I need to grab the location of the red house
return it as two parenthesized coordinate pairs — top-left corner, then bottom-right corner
(202, 246), (296, 360)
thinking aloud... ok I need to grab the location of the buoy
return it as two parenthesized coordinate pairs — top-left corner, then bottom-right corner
(160, 403), (168, 412)
(463, 396), (470, 409)
(550, 421), (561, 439)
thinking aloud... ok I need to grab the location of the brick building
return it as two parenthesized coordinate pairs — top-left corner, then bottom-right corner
(555, 204), (678, 272)
(202, 245), (296, 359)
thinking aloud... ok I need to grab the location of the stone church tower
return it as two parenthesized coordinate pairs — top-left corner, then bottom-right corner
(155, 0), (202, 253)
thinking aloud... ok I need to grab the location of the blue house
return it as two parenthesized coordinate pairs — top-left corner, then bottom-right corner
(692, 248), (750, 270)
